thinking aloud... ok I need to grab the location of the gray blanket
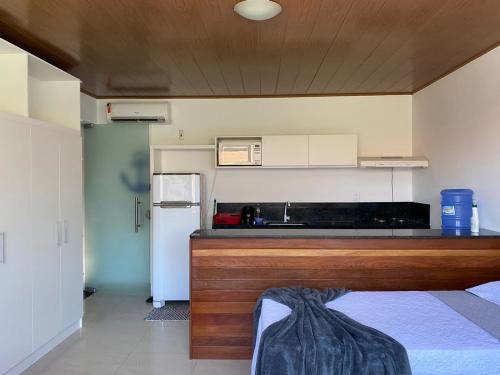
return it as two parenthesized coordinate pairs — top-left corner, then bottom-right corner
(253, 287), (411, 375)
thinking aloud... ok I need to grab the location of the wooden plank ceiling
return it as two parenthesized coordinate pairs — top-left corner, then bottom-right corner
(1, 0), (499, 98)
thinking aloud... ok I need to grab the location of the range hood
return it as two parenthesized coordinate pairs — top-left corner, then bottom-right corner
(359, 156), (429, 168)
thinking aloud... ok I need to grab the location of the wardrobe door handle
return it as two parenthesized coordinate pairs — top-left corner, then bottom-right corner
(0, 232), (5, 263)
(63, 220), (69, 244)
(56, 221), (62, 247)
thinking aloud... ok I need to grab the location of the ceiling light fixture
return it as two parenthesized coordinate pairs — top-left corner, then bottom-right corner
(234, 0), (282, 21)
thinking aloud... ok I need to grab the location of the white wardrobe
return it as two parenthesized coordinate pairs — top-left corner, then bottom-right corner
(0, 112), (84, 375)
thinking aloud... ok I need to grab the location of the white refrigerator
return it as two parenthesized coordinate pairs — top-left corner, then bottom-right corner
(152, 173), (202, 307)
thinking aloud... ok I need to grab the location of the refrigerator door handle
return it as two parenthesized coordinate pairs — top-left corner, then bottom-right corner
(155, 201), (200, 208)
(63, 220), (69, 244)
(135, 197), (142, 232)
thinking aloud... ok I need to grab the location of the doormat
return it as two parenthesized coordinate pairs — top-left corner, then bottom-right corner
(145, 301), (190, 321)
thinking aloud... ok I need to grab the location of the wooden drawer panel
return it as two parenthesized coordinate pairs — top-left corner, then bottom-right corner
(191, 290), (262, 302)
(192, 278), (493, 291)
(192, 255), (500, 269)
(192, 336), (252, 347)
(191, 346), (253, 360)
(192, 238), (500, 250)
(191, 313), (253, 326)
(192, 267), (500, 281)
(191, 324), (252, 337)
(191, 302), (255, 314)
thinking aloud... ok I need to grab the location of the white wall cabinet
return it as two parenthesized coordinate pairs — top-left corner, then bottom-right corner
(59, 134), (84, 330)
(308, 134), (358, 167)
(0, 117), (33, 375)
(262, 135), (309, 167)
(221, 134), (358, 168)
(0, 112), (83, 375)
(0, 38), (80, 131)
(31, 125), (62, 350)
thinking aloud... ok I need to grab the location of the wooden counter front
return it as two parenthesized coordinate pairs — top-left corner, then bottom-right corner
(189, 236), (500, 359)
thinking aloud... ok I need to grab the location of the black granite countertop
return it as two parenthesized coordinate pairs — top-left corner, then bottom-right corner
(191, 228), (500, 239)
(214, 202), (430, 229)
(212, 222), (430, 230)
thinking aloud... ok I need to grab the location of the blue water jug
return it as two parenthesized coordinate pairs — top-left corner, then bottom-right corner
(441, 189), (473, 229)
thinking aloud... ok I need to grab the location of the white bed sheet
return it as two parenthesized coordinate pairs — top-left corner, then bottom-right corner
(252, 291), (500, 375)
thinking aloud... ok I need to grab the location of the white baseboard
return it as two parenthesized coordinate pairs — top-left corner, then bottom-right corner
(4, 319), (82, 375)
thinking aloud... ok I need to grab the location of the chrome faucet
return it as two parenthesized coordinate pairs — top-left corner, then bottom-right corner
(284, 201), (291, 223)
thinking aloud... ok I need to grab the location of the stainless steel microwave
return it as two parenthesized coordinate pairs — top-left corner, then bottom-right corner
(217, 138), (262, 166)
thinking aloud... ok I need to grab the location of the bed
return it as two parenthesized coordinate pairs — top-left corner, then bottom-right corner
(252, 289), (500, 375)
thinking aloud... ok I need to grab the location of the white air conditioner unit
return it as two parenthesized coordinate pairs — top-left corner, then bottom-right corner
(106, 102), (170, 124)
(359, 156), (429, 168)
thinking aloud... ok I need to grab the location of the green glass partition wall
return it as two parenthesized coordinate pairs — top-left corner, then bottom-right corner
(84, 123), (150, 296)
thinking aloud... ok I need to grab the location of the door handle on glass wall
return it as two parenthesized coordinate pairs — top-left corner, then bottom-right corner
(63, 220), (69, 244)
(0, 232), (5, 264)
(135, 197), (142, 233)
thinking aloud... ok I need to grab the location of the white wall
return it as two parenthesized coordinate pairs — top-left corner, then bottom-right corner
(413, 46), (500, 230)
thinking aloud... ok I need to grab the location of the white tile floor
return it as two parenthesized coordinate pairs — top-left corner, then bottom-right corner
(23, 294), (251, 375)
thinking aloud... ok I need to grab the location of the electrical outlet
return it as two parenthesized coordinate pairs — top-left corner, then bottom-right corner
(178, 129), (184, 141)
(353, 192), (361, 202)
